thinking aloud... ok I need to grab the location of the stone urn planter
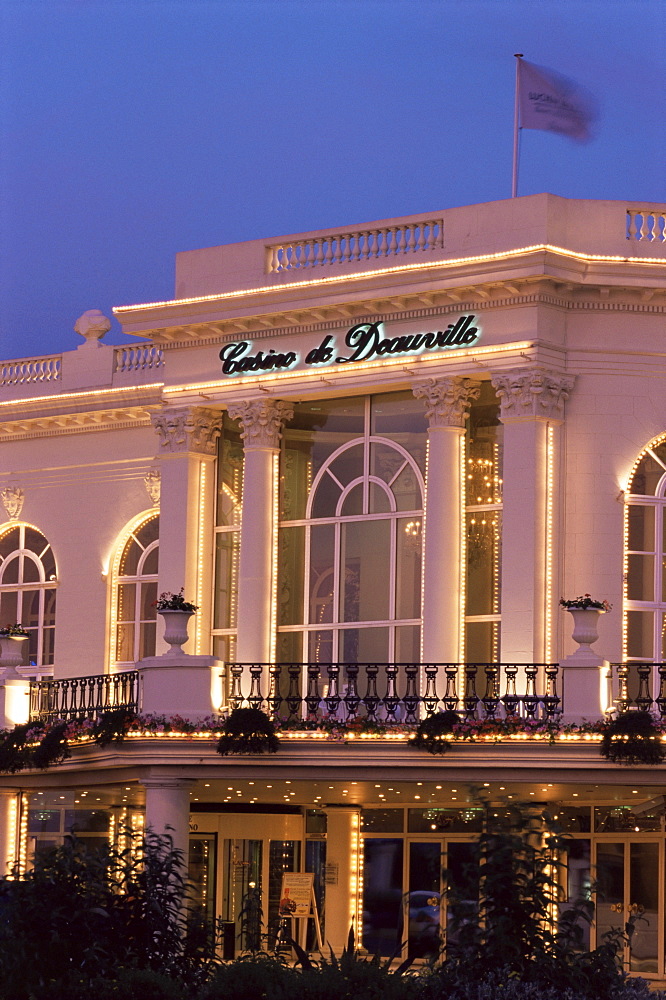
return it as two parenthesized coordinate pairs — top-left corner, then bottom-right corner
(154, 589), (198, 655)
(0, 632), (28, 674)
(567, 607), (604, 655)
(158, 609), (195, 654)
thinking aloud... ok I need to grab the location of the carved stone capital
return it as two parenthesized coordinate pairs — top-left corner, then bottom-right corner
(151, 407), (222, 455)
(413, 377), (481, 429)
(1, 487), (24, 520)
(491, 368), (575, 421)
(226, 399), (294, 449)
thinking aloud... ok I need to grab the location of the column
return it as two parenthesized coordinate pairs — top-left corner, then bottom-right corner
(491, 368), (574, 662)
(323, 806), (362, 954)
(151, 406), (221, 653)
(140, 775), (195, 861)
(227, 398), (294, 666)
(413, 377), (481, 664)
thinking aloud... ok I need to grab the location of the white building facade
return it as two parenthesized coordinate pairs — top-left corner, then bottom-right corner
(1, 193), (666, 970)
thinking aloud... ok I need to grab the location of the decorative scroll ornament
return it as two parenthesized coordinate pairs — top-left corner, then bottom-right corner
(151, 407), (222, 455)
(144, 468), (161, 505)
(1, 487), (24, 520)
(413, 377), (481, 428)
(491, 368), (576, 421)
(226, 399), (294, 449)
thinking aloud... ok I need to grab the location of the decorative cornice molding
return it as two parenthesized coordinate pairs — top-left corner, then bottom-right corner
(491, 367), (576, 421)
(142, 283), (666, 349)
(151, 406), (222, 456)
(227, 398), (294, 449)
(413, 376), (481, 429)
(0, 407), (154, 441)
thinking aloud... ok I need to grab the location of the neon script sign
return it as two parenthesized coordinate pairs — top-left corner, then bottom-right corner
(218, 315), (481, 376)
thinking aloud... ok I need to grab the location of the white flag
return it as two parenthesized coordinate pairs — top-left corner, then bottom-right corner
(518, 59), (596, 142)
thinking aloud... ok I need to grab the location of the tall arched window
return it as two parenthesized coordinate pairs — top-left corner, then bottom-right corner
(0, 524), (57, 668)
(112, 514), (159, 668)
(278, 394), (426, 663)
(625, 435), (666, 663)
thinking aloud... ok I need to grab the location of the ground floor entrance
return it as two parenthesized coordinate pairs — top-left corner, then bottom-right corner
(16, 775), (666, 979)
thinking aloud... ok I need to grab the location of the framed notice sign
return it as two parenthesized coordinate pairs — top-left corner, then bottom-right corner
(278, 872), (314, 917)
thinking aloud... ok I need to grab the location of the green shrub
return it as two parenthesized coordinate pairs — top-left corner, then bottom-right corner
(0, 830), (192, 999)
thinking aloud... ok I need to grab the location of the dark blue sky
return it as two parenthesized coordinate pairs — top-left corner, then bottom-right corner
(1, 0), (663, 360)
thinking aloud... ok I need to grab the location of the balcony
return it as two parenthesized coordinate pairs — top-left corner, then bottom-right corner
(25, 661), (666, 728)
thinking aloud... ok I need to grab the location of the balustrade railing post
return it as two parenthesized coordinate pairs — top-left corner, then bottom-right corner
(636, 663), (653, 712)
(362, 664), (380, 722)
(422, 664), (439, 717)
(463, 665), (479, 719)
(442, 664), (459, 712)
(383, 664), (399, 722)
(343, 664), (360, 720)
(286, 664), (302, 719)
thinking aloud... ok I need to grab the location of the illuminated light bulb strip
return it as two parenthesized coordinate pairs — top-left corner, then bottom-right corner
(544, 425), (555, 661)
(18, 794), (28, 874)
(0, 383), (163, 408)
(419, 439), (430, 664)
(349, 811), (361, 935)
(114, 243), (666, 315)
(270, 451), (280, 664)
(196, 462), (206, 655)
(164, 341), (535, 397)
(459, 433), (467, 664)
(6, 795), (17, 878)
(622, 493), (629, 662)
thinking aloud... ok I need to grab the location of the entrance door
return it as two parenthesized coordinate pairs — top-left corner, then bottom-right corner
(595, 840), (662, 975)
(406, 840), (477, 959)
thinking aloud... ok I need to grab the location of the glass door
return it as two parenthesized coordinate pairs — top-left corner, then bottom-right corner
(595, 840), (662, 975)
(406, 840), (477, 959)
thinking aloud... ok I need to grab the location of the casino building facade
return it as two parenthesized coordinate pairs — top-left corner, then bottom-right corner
(1, 193), (666, 971)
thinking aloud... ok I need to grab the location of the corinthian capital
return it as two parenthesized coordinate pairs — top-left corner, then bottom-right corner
(413, 377), (481, 429)
(226, 398), (294, 449)
(151, 406), (222, 455)
(491, 368), (576, 421)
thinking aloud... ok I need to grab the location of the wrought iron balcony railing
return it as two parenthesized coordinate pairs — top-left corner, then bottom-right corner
(28, 671), (139, 724)
(226, 662), (562, 723)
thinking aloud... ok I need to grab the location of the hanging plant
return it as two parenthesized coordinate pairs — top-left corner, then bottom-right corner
(92, 707), (137, 747)
(409, 711), (461, 755)
(31, 721), (71, 770)
(600, 711), (666, 766)
(0, 721), (44, 773)
(216, 707), (280, 756)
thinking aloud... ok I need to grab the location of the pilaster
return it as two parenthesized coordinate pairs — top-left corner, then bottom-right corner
(150, 406), (222, 654)
(413, 377), (480, 663)
(491, 368), (575, 662)
(227, 399), (294, 668)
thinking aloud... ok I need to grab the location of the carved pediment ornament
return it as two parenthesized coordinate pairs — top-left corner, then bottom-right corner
(226, 399), (294, 449)
(491, 368), (576, 421)
(151, 407), (222, 455)
(413, 377), (481, 429)
(1, 487), (24, 520)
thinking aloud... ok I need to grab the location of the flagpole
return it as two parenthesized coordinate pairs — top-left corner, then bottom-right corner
(512, 53), (523, 198)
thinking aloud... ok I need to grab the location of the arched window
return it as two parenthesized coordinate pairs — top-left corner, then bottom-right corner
(278, 394), (425, 664)
(625, 436), (666, 663)
(0, 524), (57, 668)
(111, 514), (159, 667)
